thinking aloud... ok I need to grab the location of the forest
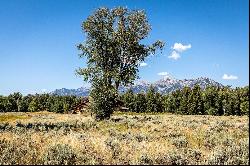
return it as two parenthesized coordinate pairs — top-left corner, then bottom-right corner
(0, 85), (248, 116)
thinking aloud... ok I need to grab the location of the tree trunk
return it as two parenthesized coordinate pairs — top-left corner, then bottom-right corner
(17, 99), (20, 112)
(115, 81), (120, 91)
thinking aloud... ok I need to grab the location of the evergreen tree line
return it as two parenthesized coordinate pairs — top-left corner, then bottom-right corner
(0, 85), (248, 116)
(120, 85), (249, 116)
(0, 93), (82, 113)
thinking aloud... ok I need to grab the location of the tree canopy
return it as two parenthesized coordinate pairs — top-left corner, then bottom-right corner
(77, 7), (164, 89)
(76, 7), (164, 120)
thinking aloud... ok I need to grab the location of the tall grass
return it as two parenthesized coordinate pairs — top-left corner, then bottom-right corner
(0, 112), (248, 165)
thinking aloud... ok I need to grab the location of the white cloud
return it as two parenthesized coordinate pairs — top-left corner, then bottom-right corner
(222, 74), (238, 80)
(139, 62), (148, 67)
(168, 42), (191, 60)
(158, 72), (169, 76)
(168, 51), (180, 60)
(172, 43), (191, 52)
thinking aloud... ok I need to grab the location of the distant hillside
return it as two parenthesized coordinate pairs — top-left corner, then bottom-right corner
(51, 76), (224, 96)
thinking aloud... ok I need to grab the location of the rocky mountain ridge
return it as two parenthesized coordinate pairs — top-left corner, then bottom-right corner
(51, 76), (224, 96)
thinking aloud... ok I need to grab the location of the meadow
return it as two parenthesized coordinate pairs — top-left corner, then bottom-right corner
(0, 111), (248, 165)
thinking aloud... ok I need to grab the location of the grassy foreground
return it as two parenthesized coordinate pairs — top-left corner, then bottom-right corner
(0, 112), (249, 165)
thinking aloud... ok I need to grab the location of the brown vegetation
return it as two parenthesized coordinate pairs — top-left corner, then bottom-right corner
(0, 112), (249, 165)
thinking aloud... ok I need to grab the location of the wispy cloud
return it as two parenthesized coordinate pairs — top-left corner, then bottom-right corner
(158, 72), (169, 76)
(172, 43), (192, 52)
(222, 74), (238, 80)
(168, 42), (191, 60)
(168, 51), (180, 60)
(139, 62), (148, 67)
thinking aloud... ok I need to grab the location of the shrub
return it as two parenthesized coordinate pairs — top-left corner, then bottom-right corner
(172, 136), (188, 148)
(42, 144), (77, 165)
(164, 150), (188, 165)
(105, 138), (121, 159)
(139, 154), (153, 165)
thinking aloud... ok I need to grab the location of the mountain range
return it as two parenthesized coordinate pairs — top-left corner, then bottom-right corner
(51, 76), (224, 96)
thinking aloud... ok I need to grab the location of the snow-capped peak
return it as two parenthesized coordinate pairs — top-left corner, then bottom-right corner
(134, 80), (151, 86)
(51, 77), (224, 96)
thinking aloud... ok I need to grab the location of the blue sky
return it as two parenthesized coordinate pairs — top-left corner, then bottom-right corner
(0, 0), (249, 95)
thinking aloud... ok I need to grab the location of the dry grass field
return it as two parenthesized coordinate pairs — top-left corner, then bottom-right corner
(0, 111), (249, 165)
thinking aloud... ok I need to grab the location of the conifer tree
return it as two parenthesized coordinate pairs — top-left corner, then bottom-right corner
(122, 88), (135, 112)
(134, 92), (147, 113)
(179, 86), (191, 114)
(146, 85), (157, 112)
(203, 86), (218, 115)
(0, 96), (6, 112)
(187, 85), (204, 115)
(28, 98), (40, 112)
(161, 94), (169, 113)
(240, 86), (249, 115)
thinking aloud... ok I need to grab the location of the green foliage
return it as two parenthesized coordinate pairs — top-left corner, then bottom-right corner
(203, 86), (218, 115)
(76, 7), (164, 120)
(169, 90), (182, 114)
(0, 96), (6, 112)
(4, 93), (22, 112)
(28, 99), (40, 112)
(50, 99), (64, 113)
(122, 89), (135, 112)
(179, 87), (191, 114)
(146, 86), (162, 112)
(0, 93), (83, 114)
(188, 85), (204, 115)
(18, 95), (32, 112)
(121, 86), (163, 113)
(121, 85), (249, 116)
(0, 85), (248, 116)
(90, 81), (118, 120)
(239, 86), (249, 115)
(134, 93), (147, 113)
(240, 101), (249, 116)
(77, 7), (164, 87)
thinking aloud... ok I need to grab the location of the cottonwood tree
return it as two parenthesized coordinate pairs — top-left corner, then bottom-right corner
(76, 7), (164, 120)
